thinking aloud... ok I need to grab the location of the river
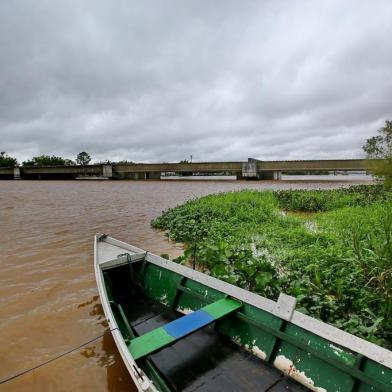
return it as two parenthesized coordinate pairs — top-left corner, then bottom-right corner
(0, 177), (372, 391)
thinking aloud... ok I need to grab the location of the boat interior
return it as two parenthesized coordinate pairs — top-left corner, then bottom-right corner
(104, 263), (307, 392)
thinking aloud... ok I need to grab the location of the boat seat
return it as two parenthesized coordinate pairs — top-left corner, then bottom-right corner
(129, 298), (242, 360)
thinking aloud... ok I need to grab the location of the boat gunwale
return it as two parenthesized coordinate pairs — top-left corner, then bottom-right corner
(94, 235), (157, 392)
(97, 234), (392, 371)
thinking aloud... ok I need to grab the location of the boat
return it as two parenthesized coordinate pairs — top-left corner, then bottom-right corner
(94, 234), (392, 392)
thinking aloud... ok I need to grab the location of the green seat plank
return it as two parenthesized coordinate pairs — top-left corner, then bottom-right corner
(129, 327), (176, 361)
(129, 298), (242, 360)
(203, 298), (242, 319)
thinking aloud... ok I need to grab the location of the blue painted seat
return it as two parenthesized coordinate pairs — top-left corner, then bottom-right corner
(163, 309), (214, 339)
(129, 298), (242, 360)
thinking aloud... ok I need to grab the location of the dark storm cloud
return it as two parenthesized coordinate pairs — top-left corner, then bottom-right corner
(1, 0), (392, 163)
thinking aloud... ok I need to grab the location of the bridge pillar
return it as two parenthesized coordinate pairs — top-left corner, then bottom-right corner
(146, 172), (161, 180)
(123, 172), (150, 180)
(102, 164), (113, 178)
(242, 158), (258, 179)
(260, 171), (282, 180)
(13, 166), (21, 180)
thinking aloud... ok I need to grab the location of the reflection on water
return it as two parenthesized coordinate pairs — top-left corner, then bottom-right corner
(281, 173), (373, 181)
(80, 331), (136, 392)
(163, 173), (373, 182)
(102, 332), (136, 392)
(0, 178), (372, 391)
(78, 294), (136, 391)
(77, 295), (108, 329)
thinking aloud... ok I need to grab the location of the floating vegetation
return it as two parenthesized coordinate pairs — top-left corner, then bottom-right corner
(151, 185), (392, 348)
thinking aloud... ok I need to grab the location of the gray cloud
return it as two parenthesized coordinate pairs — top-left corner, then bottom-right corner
(1, 0), (392, 163)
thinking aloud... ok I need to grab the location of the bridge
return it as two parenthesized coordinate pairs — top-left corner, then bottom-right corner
(0, 158), (376, 181)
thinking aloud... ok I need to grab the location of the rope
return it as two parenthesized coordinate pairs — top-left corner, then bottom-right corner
(127, 253), (146, 291)
(0, 328), (118, 385)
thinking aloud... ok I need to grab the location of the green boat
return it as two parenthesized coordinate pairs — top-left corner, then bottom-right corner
(94, 234), (392, 392)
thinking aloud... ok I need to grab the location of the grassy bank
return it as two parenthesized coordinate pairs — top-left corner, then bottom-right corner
(151, 185), (391, 348)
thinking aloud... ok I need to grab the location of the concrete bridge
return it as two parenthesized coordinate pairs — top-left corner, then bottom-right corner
(0, 158), (376, 180)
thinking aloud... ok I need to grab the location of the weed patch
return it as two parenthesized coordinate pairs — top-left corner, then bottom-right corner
(151, 186), (392, 348)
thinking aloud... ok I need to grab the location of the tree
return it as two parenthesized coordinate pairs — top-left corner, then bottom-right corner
(363, 120), (392, 188)
(22, 155), (66, 166)
(76, 151), (91, 165)
(0, 152), (18, 167)
(115, 160), (134, 164)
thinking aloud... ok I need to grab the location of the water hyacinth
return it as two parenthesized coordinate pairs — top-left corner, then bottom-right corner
(152, 185), (392, 348)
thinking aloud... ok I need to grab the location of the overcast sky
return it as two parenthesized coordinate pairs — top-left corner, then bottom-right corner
(1, 1), (392, 163)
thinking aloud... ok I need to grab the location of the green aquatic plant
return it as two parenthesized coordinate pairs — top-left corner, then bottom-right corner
(274, 184), (388, 212)
(151, 186), (392, 347)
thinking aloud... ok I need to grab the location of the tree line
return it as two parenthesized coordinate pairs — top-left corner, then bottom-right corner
(0, 152), (92, 167)
(362, 120), (392, 189)
(0, 151), (139, 167)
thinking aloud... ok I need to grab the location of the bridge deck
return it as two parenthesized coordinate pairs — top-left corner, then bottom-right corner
(0, 158), (378, 180)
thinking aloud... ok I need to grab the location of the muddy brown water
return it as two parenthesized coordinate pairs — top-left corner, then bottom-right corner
(0, 178), (372, 391)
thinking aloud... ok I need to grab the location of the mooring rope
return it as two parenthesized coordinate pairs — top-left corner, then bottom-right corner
(0, 327), (118, 385)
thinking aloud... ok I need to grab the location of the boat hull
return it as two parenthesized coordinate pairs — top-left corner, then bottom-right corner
(94, 234), (392, 392)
